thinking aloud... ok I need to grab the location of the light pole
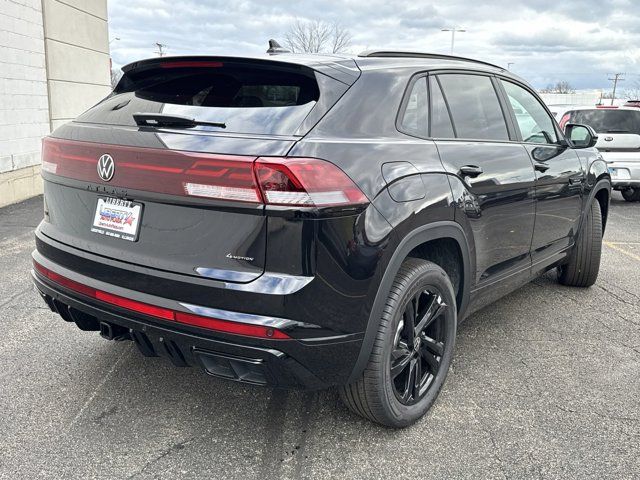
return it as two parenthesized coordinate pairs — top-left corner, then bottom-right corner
(507, 62), (515, 70)
(441, 27), (466, 55)
(109, 37), (120, 45)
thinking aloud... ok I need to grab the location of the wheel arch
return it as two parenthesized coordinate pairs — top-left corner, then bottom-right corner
(346, 221), (471, 384)
(587, 177), (611, 233)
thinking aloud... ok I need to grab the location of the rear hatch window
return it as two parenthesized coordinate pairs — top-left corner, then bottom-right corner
(564, 109), (640, 151)
(76, 58), (340, 137)
(568, 109), (640, 135)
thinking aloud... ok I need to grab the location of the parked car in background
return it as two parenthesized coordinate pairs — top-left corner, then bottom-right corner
(557, 105), (640, 202)
(623, 100), (640, 108)
(32, 51), (610, 427)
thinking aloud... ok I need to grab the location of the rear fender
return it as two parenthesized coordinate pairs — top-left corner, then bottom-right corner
(346, 221), (471, 384)
(582, 152), (611, 232)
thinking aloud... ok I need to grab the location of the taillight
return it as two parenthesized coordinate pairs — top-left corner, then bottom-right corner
(33, 260), (290, 339)
(559, 113), (570, 130)
(42, 137), (261, 203)
(159, 61), (223, 69)
(255, 157), (368, 207)
(42, 137), (368, 207)
(42, 138), (368, 208)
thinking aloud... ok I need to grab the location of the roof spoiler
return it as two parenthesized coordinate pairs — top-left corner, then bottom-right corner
(118, 55), (360, 88)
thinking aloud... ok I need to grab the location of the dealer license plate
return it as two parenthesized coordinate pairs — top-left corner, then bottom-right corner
(608, 167), (631, 180)
(91, 197), (143, 242)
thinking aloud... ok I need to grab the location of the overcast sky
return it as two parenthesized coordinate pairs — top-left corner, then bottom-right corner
(107, 0), (640, 91)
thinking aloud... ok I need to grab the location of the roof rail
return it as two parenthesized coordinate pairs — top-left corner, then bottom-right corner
(358, 50), (504, 71)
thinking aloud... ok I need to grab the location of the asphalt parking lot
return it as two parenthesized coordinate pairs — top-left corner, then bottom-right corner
(0, 194), (638, 480)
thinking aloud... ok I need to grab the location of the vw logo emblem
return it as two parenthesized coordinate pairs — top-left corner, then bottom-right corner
(97, 154), (115, 182)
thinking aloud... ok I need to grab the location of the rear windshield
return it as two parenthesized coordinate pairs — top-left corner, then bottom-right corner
(76, 61), (324, 136)
(569, 109), (640, 135)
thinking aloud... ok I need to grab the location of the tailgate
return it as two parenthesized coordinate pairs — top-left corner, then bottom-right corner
(596, 132), (640, 153)
(39, 56), (353, 283)
(40, 133), (283, 282)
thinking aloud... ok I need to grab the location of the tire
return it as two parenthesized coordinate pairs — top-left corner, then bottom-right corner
(339, 258), (457, 428)
(621, 188), (640, 202)
(558, 200), (602, 287)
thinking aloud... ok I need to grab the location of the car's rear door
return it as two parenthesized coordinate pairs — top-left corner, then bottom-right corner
(497, 79), (584, 264)
(432, 73), (536, 286)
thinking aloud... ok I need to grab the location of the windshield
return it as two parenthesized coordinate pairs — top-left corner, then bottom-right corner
(570, 109), (640, 134)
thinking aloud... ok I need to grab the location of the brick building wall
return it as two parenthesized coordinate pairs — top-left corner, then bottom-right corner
(0, 0), (50, 207)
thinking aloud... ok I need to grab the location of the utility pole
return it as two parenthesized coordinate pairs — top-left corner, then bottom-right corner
(608, 73), (624, 106)
(441, 27), (466, 55)
(154, 42), (167, 57)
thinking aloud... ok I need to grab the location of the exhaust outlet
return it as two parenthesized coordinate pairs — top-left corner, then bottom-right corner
(99, 322), (130, 341)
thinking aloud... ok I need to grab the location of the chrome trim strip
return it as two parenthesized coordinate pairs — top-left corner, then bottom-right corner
(195, 267), (261, 282)
(223, 273), (313, 294)
(179, 303), (320, 330)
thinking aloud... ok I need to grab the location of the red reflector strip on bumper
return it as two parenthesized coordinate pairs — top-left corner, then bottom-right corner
(175, 312), (289, 339)
(33, 260), (290, 340)
(95, 290), (174, 321)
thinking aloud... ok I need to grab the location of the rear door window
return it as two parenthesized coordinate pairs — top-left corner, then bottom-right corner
(437, 74), (509, 141)
(429, 76), (455, 138)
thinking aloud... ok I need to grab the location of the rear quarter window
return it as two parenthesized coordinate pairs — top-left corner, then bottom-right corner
(399, 77), (428, 137)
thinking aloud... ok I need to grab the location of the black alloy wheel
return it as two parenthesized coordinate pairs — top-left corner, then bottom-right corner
(390, 288), (448, 405)
(339, 258), (457, 428)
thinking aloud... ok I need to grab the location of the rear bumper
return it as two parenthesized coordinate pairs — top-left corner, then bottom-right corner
(601, 156), (640, 188)
(32, 252), (364, 389)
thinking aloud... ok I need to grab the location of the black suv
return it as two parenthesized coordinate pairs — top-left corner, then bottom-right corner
(33, 51), (610, 427)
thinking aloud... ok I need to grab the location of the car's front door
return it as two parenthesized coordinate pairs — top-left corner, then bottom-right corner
(431, 73), (537, 286)
(497, 79), (584, 265)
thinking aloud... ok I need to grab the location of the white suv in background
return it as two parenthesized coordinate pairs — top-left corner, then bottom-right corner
(553, 105), (640, 202)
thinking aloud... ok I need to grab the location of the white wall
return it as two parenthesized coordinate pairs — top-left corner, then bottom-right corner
(539, 91), (611, 107)
(0, 0), (110, 208)
(42, 0), (111, 131)
(0, 0), (51, 206)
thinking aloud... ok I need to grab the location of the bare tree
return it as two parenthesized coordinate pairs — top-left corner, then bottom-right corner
(539, 84), (554, 94)
(553, 81), (575, 94)
(624, 80), (640, 100)
(111, 69), (122, 89)
(285, 19), (352, 54)
(540, 81), (575, 94)
(330, 22), (352, 54)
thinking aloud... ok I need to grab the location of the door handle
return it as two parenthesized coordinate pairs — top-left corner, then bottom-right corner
(459, 165), (483, 177)
(534, 162), (550, 173)
(569, 177), (582, 185)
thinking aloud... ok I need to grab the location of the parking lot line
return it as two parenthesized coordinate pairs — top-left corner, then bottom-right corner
(603, 241), (640, 262)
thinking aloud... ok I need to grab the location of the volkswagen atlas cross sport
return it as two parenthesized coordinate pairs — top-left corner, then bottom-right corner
(32, 50), (610, 427)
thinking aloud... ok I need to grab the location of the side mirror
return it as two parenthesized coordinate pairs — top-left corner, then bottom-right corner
(565, 123), (598, 148)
